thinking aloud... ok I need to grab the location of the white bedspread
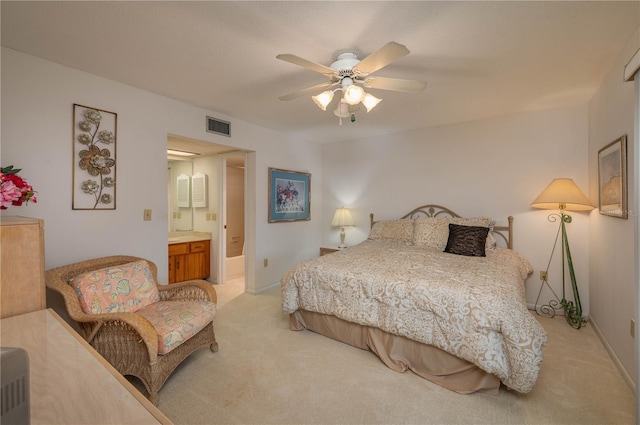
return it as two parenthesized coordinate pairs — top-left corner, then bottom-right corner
(281, 240), (547, 393)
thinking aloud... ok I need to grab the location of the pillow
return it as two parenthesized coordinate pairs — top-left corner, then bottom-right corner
(444, 224), (490, 257)
(485, 219), (497, 250)
(413, 216), (492, 250)
(485, 232), (498, 250)
(368, 219), (414, 244)
(412, 217), (451, 250)
(72, 260), (160, 315)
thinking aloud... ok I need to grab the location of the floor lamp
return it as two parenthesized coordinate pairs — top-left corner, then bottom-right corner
(331, 207), (354, 249)
(531, 178), (593, 329)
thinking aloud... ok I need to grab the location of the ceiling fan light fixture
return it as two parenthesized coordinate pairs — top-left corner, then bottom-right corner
(343, 84), (364, 105)
(362, 93), (382, 112)
(312, 90), (334, 111)
(333, 102), (350, 118)
(333, 102), (360, 118)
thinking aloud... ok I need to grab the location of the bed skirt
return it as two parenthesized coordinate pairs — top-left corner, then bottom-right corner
(289, 309), (500, 395)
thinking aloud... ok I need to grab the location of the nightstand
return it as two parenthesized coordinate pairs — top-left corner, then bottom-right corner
(319, 247), (340, 256)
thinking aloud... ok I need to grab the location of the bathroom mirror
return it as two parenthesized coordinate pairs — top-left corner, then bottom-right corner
(168, 158), (194, 232)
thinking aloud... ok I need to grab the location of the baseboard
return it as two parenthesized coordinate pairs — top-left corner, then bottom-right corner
(245, 280), (280, 295)
(589, 315), (636, 393)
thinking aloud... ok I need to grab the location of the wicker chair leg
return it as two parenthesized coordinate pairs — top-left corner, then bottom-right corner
(149, 390), (160, 406)
(210, 327), (218, 352)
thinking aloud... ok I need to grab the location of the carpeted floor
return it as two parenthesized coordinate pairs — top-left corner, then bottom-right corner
(149, 279), (635, 425)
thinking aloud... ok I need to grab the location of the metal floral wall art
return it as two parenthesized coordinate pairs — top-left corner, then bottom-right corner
(72, 104), (117, 210)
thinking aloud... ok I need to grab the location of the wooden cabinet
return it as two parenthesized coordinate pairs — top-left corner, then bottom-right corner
(168, 240), (210, 284)
(0, 216), (46, 318)
(320, 247), (340, 256)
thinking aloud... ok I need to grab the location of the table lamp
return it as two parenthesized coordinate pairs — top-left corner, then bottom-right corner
(331, 207), (355, 249)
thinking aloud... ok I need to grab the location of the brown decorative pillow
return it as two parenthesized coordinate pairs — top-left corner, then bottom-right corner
(444, 224), (490, 257)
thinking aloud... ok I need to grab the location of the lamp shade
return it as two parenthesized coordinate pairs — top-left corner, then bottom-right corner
(343, 84), (364, 105)
(312, 90), (334, 111)
(531, 178), (593, 211)
(362, 93), (382, 112)
(331, 207), (355, 227)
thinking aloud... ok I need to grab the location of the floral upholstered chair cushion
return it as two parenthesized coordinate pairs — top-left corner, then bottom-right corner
(138, 301), (217, 354)
(71, 260), (160, 314)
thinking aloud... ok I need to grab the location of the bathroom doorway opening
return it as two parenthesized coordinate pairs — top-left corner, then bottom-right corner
(224, 154), (245, 283)
(167, 134), (253, 293)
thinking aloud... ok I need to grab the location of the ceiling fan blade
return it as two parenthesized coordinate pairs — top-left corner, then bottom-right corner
(364, 76), (427, 93)
(276, 53), (335, 76)
(354, 42), (410, 75)
(278, 82), (337, 101)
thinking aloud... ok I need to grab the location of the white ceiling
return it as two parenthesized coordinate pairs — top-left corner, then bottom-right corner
(2, 1), (639, 145)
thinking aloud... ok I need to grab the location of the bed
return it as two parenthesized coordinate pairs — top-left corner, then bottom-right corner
(281, 205), (547, 394)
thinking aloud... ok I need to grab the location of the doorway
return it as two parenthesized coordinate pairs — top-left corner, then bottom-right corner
(167, 134), (252, 292)
(224, 154), (245, 282)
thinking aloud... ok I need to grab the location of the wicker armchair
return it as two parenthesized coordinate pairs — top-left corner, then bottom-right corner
(45, 255), (218, 405)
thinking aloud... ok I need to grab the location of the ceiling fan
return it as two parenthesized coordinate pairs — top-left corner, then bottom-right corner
(277, 41), (426, 123)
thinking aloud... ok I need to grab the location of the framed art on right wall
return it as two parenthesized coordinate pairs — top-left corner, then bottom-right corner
(598, 135), (627, 219)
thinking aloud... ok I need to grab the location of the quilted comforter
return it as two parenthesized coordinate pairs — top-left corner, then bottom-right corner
(281, 239), (547, 393)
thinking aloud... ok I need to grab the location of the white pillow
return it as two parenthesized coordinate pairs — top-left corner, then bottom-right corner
(368, 219), (414, 244)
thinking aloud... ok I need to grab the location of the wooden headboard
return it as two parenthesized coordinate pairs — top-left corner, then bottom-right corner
(370, 204), (514, 249)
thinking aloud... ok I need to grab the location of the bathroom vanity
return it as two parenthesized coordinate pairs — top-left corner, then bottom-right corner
(168, 232), (211, 284)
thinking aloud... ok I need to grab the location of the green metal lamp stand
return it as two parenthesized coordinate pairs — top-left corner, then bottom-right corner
(534, 211), (584, 328)
(531, 178), (593, 329)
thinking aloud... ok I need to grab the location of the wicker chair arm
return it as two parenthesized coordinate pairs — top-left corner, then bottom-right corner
(81, 312), (159, 362)
(158, 280), (217, 304)
(45, 265), (95, 320)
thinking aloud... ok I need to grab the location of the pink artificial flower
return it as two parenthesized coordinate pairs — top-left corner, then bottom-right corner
(0, 167), (37, 209)
(0, 179), (21, 209)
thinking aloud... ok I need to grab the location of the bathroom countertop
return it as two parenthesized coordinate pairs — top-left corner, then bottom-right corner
(168, 231), (211, 245)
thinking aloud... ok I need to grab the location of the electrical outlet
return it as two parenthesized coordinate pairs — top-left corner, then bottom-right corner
(263, 258), (268, 267)
(631, 319), (635, 339)
(143, 209), (152, 221)
(539, 270), (548, 281)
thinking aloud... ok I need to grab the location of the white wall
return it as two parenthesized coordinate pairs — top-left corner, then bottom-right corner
(1, 47), (323, 294)
(321, 104), (591, 313)
(587, 28), (639, 385)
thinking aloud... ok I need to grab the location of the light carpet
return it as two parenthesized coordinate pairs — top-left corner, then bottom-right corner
(150, 279), (635, 424)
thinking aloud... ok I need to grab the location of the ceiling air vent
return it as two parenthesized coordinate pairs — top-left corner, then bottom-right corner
(206, 116), (231, 137)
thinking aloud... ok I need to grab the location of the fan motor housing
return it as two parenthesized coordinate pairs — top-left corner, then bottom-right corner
(331, 52), (360, 74)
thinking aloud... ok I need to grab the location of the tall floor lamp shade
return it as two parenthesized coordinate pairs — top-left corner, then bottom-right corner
(531, 178), (593, 329)
(331, 207), (355, 249)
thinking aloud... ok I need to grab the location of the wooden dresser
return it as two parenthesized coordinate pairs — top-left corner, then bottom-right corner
(0, 216), (45, 318)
